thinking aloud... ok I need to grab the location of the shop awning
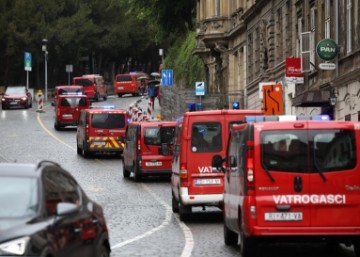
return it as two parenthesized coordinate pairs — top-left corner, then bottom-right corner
(292, 90), (331, 107)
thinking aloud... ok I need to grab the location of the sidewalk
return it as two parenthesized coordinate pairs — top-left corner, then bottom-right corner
(128, 95), (161, 122)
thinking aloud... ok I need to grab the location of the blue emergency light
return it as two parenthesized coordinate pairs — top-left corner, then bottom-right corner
(102, 105), (115, 109)
(232, 101), (240, 109)
(245, 115), (331, 122)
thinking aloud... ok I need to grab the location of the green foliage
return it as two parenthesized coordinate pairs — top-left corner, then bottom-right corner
(165, 31), (205, 89)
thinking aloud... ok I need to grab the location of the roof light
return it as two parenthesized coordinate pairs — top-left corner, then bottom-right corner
(245, 115), (331, 122)
(232, 101), (240, 110)
(102, 105), (115, 109)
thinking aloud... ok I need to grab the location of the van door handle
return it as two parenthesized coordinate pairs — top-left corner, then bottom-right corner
(276, 205), (291, 211)
(294, 176), (302, 192)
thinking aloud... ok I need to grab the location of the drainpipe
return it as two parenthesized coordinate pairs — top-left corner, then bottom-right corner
(335, 0), (339, 79)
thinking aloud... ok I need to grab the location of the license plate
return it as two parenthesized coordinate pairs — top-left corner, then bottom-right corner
(93, 141), (105, 146)
(62, 114), (73, 118)
(146, 161), (162, 166)
(264, 212), (303, 221)
(10, 101), (18, 105)
(118, 86), (124, 90)
(195, 178), (221, 185)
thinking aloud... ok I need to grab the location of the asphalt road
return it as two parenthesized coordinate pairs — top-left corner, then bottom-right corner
(0, 95), (356, 257)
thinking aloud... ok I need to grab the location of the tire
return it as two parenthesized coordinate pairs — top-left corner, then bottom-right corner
(179, 203), (191, 221)
(96, 244), (109, 257)
(240, 223), (256, 257)
(82, 141), (90, 158)
(76, 142), (82, 155)
(224, 222), (238, 245)
(54, 121), (61, 131)
(95, 92), (100, 102)
(117, 93), (122, 98)
(2, 105), (6, 110)
(172, 193), (179, 213)
(123, 160), (130, 178)
(354, 237), (360, 257)
(133, 161), (142, 182)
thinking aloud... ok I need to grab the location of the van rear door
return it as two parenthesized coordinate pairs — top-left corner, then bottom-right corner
(73, 78), (95, 98)
(255, 122), (311, 227)
(308, 121), (360, 226)
(187, 120), (224, 196)
(89, 112), (126, 151)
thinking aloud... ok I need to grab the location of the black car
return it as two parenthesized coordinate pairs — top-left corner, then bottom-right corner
(0, 161), (111, 257)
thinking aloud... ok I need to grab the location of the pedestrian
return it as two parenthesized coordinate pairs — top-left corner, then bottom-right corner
(147, 81), (158, 110)
(140, 79), (146, 96)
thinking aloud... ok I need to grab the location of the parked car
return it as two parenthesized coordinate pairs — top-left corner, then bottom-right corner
(1, 86), (32, 110)
(52, 85), (84, 106)
(54, 93), (90, 130)
(122, 120), (176, 181)
(0, 160), (111, 257)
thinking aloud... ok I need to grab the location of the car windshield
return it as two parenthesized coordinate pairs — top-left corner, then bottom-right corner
(0, 176), (38, 217)
(91, 113), (125, 129)
(6, 87), (25, 94)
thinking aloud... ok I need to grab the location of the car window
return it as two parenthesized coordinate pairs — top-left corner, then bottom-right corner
(143, 127), (175, 146)
(117, 76), (132, 82)
(91, 113), (125, 129)
(43, 170), (81, 216)
(61, 97), (88, 107)
(0, 176), (38, 217)
(191, 122), (222, 153)
(261, 129), (357, 173)
(74, 78), (93, 87)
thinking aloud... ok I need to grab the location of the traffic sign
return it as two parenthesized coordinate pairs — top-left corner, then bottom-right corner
(161, 69), (173, 86)
(262, 84), (284, 115)
(24, 52), (32, 71)
(319, 63), (336, 70)
(195, 81), (205, 96)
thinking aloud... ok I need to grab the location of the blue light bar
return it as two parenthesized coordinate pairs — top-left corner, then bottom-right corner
(245, 115), (331, 122)
(102, 105), (115, 109)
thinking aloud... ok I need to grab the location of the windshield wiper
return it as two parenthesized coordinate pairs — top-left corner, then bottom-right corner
(262, 163), (275, 182)
(313, 161), (327, 182)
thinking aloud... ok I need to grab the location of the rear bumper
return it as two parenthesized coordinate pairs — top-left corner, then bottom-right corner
(139, 168), (171, 176)
(251, 226), (360, 236)
(179, 187), (223, 206)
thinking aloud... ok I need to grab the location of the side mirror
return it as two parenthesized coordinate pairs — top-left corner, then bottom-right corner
(56, 202), (79, 217)
(161, 143), (169, 156)
(119, 135), (125, 143)
(212, 155), (225, 172)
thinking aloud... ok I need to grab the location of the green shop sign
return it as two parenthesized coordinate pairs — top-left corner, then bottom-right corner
(316, 39), (338, 61)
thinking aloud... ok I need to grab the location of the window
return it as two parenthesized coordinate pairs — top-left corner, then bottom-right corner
(144, 127), (175, 146)
(346, 0), (352, 53)
(191, 122), (222, 152)
(215, 0), (220, 16)
(310, 6), (316, 71)
(117, 75), (132, 82)
(74, 79), (93, 87)
(91, 113), (125, 129)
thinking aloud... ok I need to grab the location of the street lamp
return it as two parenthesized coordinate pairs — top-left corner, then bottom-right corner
(42, 38), (48, 102)
(159, 49), (164, 66)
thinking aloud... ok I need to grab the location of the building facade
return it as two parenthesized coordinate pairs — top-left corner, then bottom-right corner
(194, 0), (360, 120)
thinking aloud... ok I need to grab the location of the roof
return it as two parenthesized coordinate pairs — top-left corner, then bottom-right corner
(292, 90), (331, 107)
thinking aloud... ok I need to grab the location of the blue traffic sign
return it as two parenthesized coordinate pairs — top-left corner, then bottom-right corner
(24, 52), (32, 71)
(161, 69), (173, 86)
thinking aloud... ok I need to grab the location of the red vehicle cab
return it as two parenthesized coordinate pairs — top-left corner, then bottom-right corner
(73, 74), (108, 101)
(52, 85), (84, 106)
(171, 109), (263, 221)
(114, 72), (148, 97)
(212, 115), (360, 257)
(76, 106), (128, 157)
(1, 86), (32, 110)
(122, 121), (176, 181)
(54, 93), (90, 130)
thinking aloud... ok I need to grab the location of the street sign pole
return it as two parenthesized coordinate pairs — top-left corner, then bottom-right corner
(26, 71), (29, 89)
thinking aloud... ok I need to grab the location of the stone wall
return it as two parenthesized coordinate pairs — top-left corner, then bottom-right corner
(159, 85), (225, 121)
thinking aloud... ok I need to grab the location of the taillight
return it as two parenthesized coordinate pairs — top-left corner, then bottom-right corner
(246, 140), (255, 190)
(137, 135), (141, 152)
(56, 108), (60, 117)
(180, 163), (188, 187)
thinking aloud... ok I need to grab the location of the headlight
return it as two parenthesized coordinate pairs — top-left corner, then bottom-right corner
(0, 237), (30, 255)
(1, 98), (5, 102)
(21, 97), (27, 101)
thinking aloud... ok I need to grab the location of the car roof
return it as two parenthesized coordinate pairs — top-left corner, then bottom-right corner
(0, 163), (39, 177)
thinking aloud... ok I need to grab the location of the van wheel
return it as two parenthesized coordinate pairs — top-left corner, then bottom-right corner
(224, 223), (238, 245)
(77, 144), (82, 155)
(133, 162), (142, 182)
(179, 203), (191, 221)
(54, 121), (61, 131)
(117, 93), (122, 98)
(353, 237), (360, 257)
(82, 142), (90, 158)
(96, 244), (110, 257)
(123, 160), (130, 178)
(240, 224), (256, 257)
(103, 94), (107, 101)
(172, 193), (179, 213)
(95, 93), (100, 102)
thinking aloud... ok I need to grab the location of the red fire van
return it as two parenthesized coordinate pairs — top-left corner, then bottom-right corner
(122, 121), (176, 181)
(73, 74), (108, 101)
(212, 115), (360, 257)
(170, 109), (263, 221)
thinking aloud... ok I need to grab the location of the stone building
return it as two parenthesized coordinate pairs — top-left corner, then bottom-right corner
(193, 0), (360, 120)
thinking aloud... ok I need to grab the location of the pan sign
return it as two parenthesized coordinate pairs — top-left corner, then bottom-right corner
(316, 39), (338, 61)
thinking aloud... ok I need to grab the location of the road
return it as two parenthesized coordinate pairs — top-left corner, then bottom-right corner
(0, 95), (356, 257)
